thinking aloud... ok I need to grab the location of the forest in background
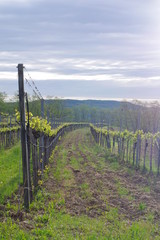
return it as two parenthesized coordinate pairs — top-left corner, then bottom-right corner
(1, 91), (160, 133)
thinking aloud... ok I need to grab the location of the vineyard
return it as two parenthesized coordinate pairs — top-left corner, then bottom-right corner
(90, 124), (160, 174)
(1, 65), (160, 239)
(1, 127), (160, 239)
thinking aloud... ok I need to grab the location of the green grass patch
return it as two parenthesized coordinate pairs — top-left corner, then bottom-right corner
(70, 157), (80, 170)
(139, 202), (147, 211)
(53, 147), (69, 181)
(109, 161), (120, 170)
(0, 143), (22, 203)
(141, 155), (157, 174)
(79, 182), (92, 199)
(117, 185), (129, 197)
(115, 180), (133, 200)
(143, 186), (150, 193)
(1, 201), (159, 240)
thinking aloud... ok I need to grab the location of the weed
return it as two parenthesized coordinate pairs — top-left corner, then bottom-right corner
(118, 186), (129, 196)
(35, 214), (49, 224)
(146, 213), (154, 222)
(105, 207), (119, 224)
(143, 186), (150, 193)
(80, 183), (89, 190)
(104, 151), (118, 163)
(80, 183), (92, 199)
(109, 162), (120, 170)
(70, 157), (80, 170)
(139, 202), (147, 211)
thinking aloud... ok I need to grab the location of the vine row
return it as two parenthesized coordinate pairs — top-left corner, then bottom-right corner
(90, 124), (160, 175)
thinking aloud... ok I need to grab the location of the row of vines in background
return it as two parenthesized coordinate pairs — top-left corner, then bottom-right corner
(0, 113), (61, 129)
(0, 113), (17, 128)
(0, 108), (70, 150)
(0, 126), (20, 149)
(90, 124), (160, 175)
(30, 122), (88, 189)
(15, 109), (89, 207)
(0, 112), (20, 149)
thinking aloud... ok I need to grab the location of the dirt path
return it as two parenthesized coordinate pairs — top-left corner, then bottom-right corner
(45, 128), (160, 223)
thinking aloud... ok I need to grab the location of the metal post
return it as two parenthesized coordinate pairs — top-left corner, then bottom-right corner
(17, 63), (30, 209)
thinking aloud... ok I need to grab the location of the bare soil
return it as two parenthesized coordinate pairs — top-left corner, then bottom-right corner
(45, 129), (160, 222)
(2, 128), (160, 226)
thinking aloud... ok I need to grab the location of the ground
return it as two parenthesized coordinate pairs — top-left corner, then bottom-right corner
(0, 128), (160, 239)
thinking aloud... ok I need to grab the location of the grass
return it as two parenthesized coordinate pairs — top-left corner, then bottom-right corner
(116, 181), (129, 197)
(79, 182), (92, 199)
(139, 202), (147, 211)
(140, 155), (157, 173)
(70, 157), (80, 170)
(142, 186), (150, 193)
(53, 147), (69, 181)
(1, 129), (160, 239)
(0, 143), (22, 203)
(0, 189), (159, 240)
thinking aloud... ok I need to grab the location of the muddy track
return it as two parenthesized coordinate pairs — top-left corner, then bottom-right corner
(46, 128), (160, 222)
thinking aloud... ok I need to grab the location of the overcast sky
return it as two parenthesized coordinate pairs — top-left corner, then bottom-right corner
(0, 0), (160, 100)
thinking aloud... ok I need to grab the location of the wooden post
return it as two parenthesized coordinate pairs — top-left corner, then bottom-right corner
(126, 139), (129, 162)
(157, 145), (160, 176)
(136, 111), (141, 168)
(51, 114), (54, 128)
(41, 99), (44, 171)
(41, 99), (44, 118)
(17, 63), (30, 209)
(38, 99), (43, 168)
(32, 135), (38, 189)
(150, 137), (153, 173)
(9, 116), (12, 146)
(47, 110), (50, 124)
(133, 142), (137, 165)
(119, 109), (123, 154)
(54, 116), (55, 128)
(26, 93), (33, 201)
(143, 136), (148, 171)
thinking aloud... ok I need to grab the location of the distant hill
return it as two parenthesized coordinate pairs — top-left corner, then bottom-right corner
(46, 99), (134, 109)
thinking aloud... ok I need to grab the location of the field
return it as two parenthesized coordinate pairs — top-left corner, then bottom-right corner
(0, 128), (160, 239)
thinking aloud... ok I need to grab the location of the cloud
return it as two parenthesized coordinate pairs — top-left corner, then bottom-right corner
(1, 79), (160, 101)
(0, 0), (160, 99)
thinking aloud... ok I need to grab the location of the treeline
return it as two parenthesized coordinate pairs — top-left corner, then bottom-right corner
(41, 99), (160, 134)
(1, 92), (160, 133)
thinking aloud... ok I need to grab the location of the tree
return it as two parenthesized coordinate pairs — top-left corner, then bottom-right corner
(0, 92), (7, 113)
(28, 93), (41, 117)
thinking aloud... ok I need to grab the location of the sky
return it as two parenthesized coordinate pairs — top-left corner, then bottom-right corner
(0, 0), (160, 100)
